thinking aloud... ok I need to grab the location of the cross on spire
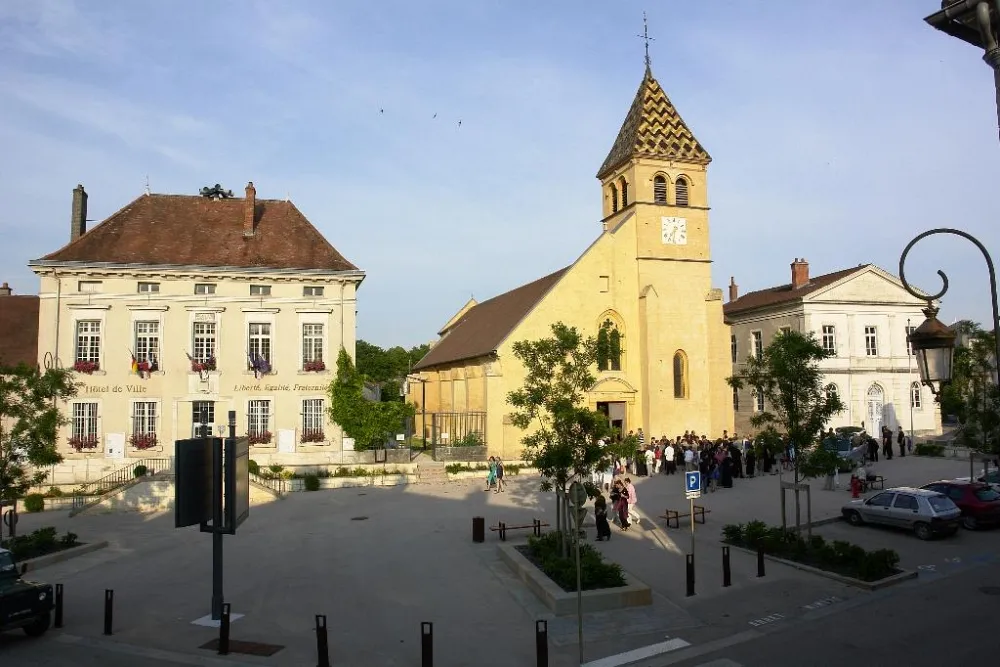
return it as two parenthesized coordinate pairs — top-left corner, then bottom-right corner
(637, 11), (655, 70)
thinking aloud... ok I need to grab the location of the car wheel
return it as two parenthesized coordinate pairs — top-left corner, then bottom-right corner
(961, 515), (979, 531)
(22, 612), (50, 637)
(914, 522), (933, 541)
(846, 510), (864, 526)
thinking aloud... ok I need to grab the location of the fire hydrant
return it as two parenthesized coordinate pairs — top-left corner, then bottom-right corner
(850, 476), (861, 499)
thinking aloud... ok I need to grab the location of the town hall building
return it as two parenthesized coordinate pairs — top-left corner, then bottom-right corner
(409, 64), (735, 457)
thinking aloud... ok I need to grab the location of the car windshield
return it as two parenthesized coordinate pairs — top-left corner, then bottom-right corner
(928, 495), (956, 513)
(974, 487), (1000, 502)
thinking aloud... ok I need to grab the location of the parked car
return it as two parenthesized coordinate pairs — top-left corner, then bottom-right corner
(0, 547), (54, 636)
(920, 480), (1000, 530)
(841, 487), (961, 540)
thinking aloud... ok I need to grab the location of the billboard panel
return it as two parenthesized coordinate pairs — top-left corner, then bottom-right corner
(224, 436), (251, 533)
(175, 438), (212, 528)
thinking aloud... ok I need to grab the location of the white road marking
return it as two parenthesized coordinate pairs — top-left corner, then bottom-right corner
(581, 637), (692, 667)
(747, 613), (784, 627)
(802, 595), (842, 611)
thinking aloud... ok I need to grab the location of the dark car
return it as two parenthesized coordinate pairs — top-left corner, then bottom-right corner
(921, 480), (1000, 531)
(0, 548), (54, 636)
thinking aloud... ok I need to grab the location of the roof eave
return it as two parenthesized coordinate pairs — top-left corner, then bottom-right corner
(412, 349), (496, 372)
(27, 259), (365, 278)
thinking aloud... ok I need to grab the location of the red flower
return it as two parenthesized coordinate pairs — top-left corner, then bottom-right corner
(73, 360), (100, 374)
(129, 433), (158, 450)
(248, 431), (273, 445)
(304, 360), (326, 372)
(68, 435), (99, 451)
(300, 429), (325, 443)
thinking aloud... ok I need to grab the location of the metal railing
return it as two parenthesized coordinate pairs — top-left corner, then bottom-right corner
(249, 471), (287, 495)
(74, 457), (174, 498)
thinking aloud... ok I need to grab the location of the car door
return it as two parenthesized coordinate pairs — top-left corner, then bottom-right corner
(861, 492), (895, 525)
(890, 492), (921, 528)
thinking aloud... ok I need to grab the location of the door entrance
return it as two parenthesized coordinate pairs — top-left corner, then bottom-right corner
(866, 385), (884, 437)
(596, 401), (627, 437)
(192, 400), (216, 437)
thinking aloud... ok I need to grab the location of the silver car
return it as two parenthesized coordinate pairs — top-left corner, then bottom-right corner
(841, 487), (961, 540)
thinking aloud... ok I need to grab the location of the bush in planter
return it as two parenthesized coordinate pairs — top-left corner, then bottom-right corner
(23, 493), (45, 513)
(303, 474), (321, 491)
(133, 464), (149, 478)
(523, 532), (626, 591)
(47, 486), (64, 498)
(915, 443), (945, 457)
(248, 459), (260, 476)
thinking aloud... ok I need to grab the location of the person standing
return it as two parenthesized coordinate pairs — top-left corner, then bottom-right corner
(485, 456), (497, 491)
(624, 477), (640, 526)
(896, 426), (906, 458)
(684, 446), (696, 472)
(594, 493), (612, 541)
(664, 440), (676, 475)
(495, 457), (506, 493)
(644, 447), (655, 477)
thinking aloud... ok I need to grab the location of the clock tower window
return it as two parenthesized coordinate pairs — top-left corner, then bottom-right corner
(675, 177), (689, 207)
(610, 183), (619, 213)
(619, 177), (629, 207)
(653, 175), (667, 203)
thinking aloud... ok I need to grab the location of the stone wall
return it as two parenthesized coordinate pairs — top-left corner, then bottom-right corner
(433, 445), (488, 462)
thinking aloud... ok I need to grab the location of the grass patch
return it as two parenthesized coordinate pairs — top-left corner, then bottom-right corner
(1, 527), (80, 561)
(722, 520), (900, 582)
(516, 531), (626, 592)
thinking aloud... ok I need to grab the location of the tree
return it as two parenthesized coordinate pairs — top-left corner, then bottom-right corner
(355, 339), (432, 402)
(329, 348), (415, 450)
(940, 324), (999, 456)
(507, 323), (609, 553)
(0, 363), (77, 503)
(728, 330), (845, 528)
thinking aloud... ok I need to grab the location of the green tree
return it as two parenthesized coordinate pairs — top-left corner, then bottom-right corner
(0, 363), (78, 503)
(507, 323), (609, 552)
(941, 325), (999, 455)
(329, 349), (415, 450)
(354, 340), (432, 402)
(728, 331), (845, 528)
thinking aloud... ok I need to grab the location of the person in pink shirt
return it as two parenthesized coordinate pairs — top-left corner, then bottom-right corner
(624, 477), (640, 526)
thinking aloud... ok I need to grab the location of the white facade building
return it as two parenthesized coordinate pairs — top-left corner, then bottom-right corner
(725, 259), (941, 439)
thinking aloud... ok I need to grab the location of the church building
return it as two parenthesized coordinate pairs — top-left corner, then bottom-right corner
(409, 65), (734, 457)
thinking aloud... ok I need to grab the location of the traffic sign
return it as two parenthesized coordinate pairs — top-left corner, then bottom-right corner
(685, 471), (701, 499)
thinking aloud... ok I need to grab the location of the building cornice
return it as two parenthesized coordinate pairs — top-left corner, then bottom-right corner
(28, 260), (365, 281)
(184, 306), (227, 312)
(240, 307), (281, 314)
(126, 305), (170, 312)
(67, 303), (112, 310)
(295, 308), (336, 314)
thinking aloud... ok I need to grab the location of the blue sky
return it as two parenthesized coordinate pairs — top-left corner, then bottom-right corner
(1, 1), (998, 348)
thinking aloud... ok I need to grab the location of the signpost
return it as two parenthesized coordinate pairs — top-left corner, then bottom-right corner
(175, 409), (250, 620)
(685, 471), (701, 556)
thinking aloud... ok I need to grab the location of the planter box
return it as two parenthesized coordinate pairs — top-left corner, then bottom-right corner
(339, 449), (412, 465)
(497, 543), (652, 616)
(725, 543), (917, 591)
(19, 541), (110, 574)
(14, 496), (77, 513)
(287, 474), (417, 491)
(433, 446), (487, 462)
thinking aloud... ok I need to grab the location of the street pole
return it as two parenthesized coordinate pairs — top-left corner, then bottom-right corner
(201, 406), (224, 622)
(908, 317), (915, 446)
(689, 496), (695, 557)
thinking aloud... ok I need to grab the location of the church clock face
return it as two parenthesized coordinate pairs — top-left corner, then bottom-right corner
(661, 217), (687, 245)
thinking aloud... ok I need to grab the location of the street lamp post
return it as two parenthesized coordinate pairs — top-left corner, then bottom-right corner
(925, 0), (1000, 143)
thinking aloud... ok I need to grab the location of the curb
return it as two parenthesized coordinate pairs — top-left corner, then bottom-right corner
(19, 540), (110, 573)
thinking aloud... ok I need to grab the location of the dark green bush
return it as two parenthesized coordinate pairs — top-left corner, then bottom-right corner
(521, 532), (626, 592)
(914, 443), (944, 457)
(1, 526), (79, 561)
(23, 493), (45, 513)
(248, 459), (260, 476)
(47, 486), (64, 498)
(303, 474), (321, 491)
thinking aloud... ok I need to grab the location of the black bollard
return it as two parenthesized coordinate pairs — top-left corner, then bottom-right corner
(535, 620), (548, 667)
(218, 603), (231, 655)
(499, 522), (507, 542)
(722, 546), (731, 588)
(316, 614), (331, 667)
(54, 584), (64, 628)
(757, 545), (766, 578)
(103, 589), (114, 635)
(421, 622), (433, 667)
(472, 517), (485, 543)
(533, 518), (541, 537)
(685, 553), (695, 597)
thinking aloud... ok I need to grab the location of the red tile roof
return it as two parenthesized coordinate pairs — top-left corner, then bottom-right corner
(413, 267), (569, 370)
(724, 266), (865, 318)
(34, 193), (359, 272)
(0, 295), (39, 368)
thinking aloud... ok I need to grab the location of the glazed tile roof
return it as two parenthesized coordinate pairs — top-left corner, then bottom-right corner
(597, 66), (711, 179)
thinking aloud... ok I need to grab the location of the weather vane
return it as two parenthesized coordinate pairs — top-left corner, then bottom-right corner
(637, 11), (655, 69)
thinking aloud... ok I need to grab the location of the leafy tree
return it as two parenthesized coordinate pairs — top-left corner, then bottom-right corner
(329, 349), (415, 450)
(355, 339), (431, 402)
(507, 323), (610, 552)
(728, 331), (845, 528)
(940, 324), (999, 455)
(0, 363), (78, 503)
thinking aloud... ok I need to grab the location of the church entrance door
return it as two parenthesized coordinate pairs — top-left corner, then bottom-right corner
(596, 401), (627, 437)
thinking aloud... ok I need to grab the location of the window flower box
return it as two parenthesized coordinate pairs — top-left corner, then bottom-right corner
(68, 435), (99, 451)
(303, 360), (326, 372)
(248, 431), (273, 445)
(300, 429), (325, 443)
(191, 356), (217, 373)
(129, 433), (158, 450)
(73, 360), (100, 374)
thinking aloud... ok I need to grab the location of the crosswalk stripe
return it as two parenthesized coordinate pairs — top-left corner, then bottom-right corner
(580, 637), (691, 667)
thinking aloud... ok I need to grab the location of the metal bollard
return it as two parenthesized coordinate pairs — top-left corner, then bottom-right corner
(535, 619), (548, 667)
(316, 614), (331, 667)
(472, 516), (485, 543)
(722, 546), (732, 587)
(218, 603), (231, 655)
(685, 553), (695, 597)
(499, 522), (507, 542)
(421, 622), (433, 667)
(757, 545), (766, 578)
(103, 589), (114, 635)
(533, 518), (541, 537)
(54, 584), (64, 628)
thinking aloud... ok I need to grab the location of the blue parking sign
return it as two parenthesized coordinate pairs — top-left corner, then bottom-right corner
(685, 471), (701, 493)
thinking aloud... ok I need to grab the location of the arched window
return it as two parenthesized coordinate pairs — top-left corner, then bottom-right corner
(653, 175), (667, 203)
(675, 176), (689, 207)
(610, 184), (619, 213)
(597, 319), (622, 371)
(672, 350), (688, 398)
(826, 383), (839, 402)
(732, 386), (740, 411)
(910, 382), (922, 409)
(619, 177), (628, 207)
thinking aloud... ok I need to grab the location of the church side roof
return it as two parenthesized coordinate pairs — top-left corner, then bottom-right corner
(413, 267), (569, 370)
(32, 193), (359, 273)
(597, 66), (711, 179)
(723, 266), (866, 318)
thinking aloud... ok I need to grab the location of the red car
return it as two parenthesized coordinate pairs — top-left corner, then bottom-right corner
(920, 480), (1000, 530)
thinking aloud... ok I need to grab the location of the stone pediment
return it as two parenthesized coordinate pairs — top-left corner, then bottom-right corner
(590, 375), (638, 393)
(808, 268), (925, 306)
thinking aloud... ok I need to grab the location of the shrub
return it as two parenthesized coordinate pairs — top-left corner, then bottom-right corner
(23, 493), (45, 513)
(47, 486), (64, 498)
(721, 523), (744, 544)
(914, 443), (945, 457)
(453, 431), (484, 447)
(303, 474), (321, 491)
(1, 527), (78, 561)
(269, 464), (284, 475)
(133, 464), (149, 478)
(522, 532), (626, 591)
(60, 532), (79, 547)
(248, 459), (260, 476)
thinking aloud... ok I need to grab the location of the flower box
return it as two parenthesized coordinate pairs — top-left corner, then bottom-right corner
(248, 431), (273, 445)
(129, 433), (158, 450)
(69, 435), (99, 451)
(73, 360), (100, 374)
(191, 356), (217, 373)
(300, 429), (325, 443)
(303, 360), (326, 372)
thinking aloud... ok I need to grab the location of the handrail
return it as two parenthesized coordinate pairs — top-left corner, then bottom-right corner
(249, 471), (286, 495)
(74, 457), (174, 497)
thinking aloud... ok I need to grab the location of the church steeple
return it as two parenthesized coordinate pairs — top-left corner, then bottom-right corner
(597, 67), (711, 179)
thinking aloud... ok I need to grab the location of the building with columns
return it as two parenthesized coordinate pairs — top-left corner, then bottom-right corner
(22, 182), (363, 483)
(407, 64), (735, 456)
(725, 259), (941, 438)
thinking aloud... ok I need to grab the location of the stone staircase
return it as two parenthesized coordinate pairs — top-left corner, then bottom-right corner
(417, 462), (450, 485)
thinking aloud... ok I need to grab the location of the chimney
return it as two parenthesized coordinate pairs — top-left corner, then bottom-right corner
(791, 257), (810, 289)
(0, 282), (11, 297)
(71, 184), (88, 242)
(728, 276), (739, 302)
(243, 181), (256, 237)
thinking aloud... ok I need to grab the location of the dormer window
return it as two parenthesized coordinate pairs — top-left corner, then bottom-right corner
(675, 177), (689, 207)
(653, 175), (667, 203)
(610, 184), (619, 213)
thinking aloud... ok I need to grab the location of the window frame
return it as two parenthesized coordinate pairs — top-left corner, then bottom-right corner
(70, 401), (99, 449)
(303, 285), (324, 297)
(192, 321), (217, 364)
(247, 322), (273, 367)
(131, 400), (158, 437)
(905, 324), (916, 356)
(675, 176), (689, 207)
(751, 330), (763, 359)
(301, 323), (324, 368)
(910, 381), (922, 409)
(194, 283), (217, 295)
(302, 398), (325, 442)
(821, 324), (837, 355)
(77, 280), (102, 293)
(249, 284), (272, 296)
(75, 320), (102, 365)
(672, 350), (689, 399)
(134, 320), (161, 365)
(730, 334), (737, 363)
(248, 399), (272, 440)
(864, 326), (878, 357)
(137, 281), (160, 294)
(653, 175), (667, 203)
